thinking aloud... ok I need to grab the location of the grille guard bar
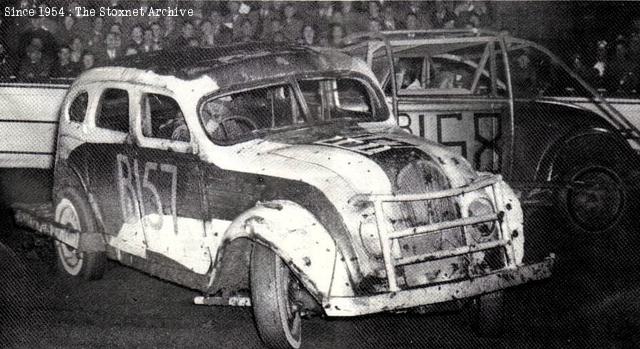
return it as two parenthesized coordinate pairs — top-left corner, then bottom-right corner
(324, 254), (555, 317)
(353, 174), (520, 292)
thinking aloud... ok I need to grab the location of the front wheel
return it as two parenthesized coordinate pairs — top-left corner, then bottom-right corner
(54, 187), (106, 280)
(250, 244), (303, 349)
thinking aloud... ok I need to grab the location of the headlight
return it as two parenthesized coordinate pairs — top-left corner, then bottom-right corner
(467, 197), (497, 241)
(359, 210), (382, 257)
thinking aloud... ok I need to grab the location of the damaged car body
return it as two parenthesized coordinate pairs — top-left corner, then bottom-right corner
(342, 30), (640, 240)
(13, 43), (553, 349)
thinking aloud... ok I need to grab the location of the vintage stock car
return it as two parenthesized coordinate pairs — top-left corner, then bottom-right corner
(11, 43), (553, 348)
(343, 29), (640, 240)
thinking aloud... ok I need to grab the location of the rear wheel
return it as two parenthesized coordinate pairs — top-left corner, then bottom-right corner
(471, 290), (504, 338)
(54, 187), (106, 280)
(559, 164), (627, 235)
(250, 244), (303, 349)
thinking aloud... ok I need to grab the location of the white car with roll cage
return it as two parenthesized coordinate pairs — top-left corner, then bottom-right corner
(12, 43), (554, 349)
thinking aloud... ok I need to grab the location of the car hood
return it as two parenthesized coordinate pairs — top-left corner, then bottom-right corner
(253, 124), (478, 196)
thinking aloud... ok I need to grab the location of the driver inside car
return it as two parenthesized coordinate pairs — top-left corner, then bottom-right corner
(202, 99), (255, 141)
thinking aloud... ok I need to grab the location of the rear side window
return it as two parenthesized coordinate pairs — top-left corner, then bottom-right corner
(69, 92), (88, 123)
(96, 88), (129, 132)
(141, 93), (190, 142)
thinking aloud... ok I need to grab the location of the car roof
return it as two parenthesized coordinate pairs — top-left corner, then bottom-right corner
(84, 42), (370, 87)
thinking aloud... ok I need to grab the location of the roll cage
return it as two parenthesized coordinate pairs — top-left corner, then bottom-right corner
(343, 29), (640, 147)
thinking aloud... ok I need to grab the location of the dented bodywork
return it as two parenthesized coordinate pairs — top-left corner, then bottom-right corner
(15, 42), (552, 317)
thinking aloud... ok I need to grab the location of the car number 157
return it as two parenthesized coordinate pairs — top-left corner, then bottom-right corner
(116, 154), (179, 234)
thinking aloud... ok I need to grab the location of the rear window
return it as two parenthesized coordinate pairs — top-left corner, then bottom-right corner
(96, 88), (129, 133)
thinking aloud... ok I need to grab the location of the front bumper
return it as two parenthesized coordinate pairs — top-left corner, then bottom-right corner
(322, 254), (554, 317)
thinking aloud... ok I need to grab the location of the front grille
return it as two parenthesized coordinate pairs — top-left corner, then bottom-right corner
(360, 174), (513, 292)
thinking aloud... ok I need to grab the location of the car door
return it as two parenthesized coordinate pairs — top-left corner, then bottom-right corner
(129, 88), (211, 275)
(83, 84), (148, 258)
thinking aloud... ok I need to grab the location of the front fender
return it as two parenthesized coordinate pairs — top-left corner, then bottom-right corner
(221, 200), (338, 301)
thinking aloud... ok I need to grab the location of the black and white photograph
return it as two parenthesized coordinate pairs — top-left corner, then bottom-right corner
(0, 0), (639, 348)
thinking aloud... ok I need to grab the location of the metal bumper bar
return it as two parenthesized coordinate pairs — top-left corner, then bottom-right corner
(323, 254), (555, 317)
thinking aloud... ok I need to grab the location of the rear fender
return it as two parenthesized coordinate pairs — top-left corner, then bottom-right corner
(219, 200), (339, 301)
(537, 128), (637, 182)
(53, 163), (107, 253)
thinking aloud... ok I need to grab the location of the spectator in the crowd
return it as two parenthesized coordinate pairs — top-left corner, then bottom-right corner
(163, 16), (179, 45)
(299, 24), (317, 45)
(51, 45), (79, 78)
(252, 2), (277, 40)
(109, 23), (123, 36)
(107, 5), (128, 37)
(210, 9), (231, 44)
(59, 15), (77, 46)
(591, 40), (608, 89)
(96, 32), (123, 66)
(35, 3), (59, 34)
(0, 42), (13, 77)
(454, 0), (488, 26)
(328, 23), (346, 48)
(200, 21), (215, 47)
(225, 1), (248, 40)
(139, 27), (157, 53)
(81, 52), (95, 71)
(238, 19), (254, 42)
(368, 18), (383, 33)
(192, 8), (205, 29)
(407, 1), (432, 29)
(173, 21), (196, 47)
(314, 1), (334, 38)
(381, 5), (398, 30)
(368, 1), (382, 22)
(150, 22), (164, 50)
(262, 18), (284, 41)
(282, 4), (303, 42)
(571, 53), (589, 79)
(340, 2), (366, 33)
(511, 50), (537, 96)
(19, 44), (50, 79)
(128, 25), (144, 51)
(405, 13), (420, 31)
(86, 17), (106, 50)
(607, 38), (637, 94)
(432, 0), (457, 29)
(70, 36), (84, 65)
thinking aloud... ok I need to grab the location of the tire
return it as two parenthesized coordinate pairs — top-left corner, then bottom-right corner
(54, 187), (106, 280)
(250, 243), (303, 349)
(557, 163), (630, 237)
(471, 290), (504, 338)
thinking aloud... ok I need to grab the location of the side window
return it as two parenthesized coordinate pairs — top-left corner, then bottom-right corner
(508, 46), (589, 98)
(393, 41), (506, 97)
(299, 78), (376, 121)
(96, 88), (129, 133)
(69, 92), (88, 123)
(141, 94), (190, 142)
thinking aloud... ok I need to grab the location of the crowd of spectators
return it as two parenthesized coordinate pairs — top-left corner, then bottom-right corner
(570, 19), (640, 96)
(0, 0), (493, 80)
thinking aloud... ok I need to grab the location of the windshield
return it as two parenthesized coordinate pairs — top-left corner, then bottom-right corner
(199, 77), (385, 144)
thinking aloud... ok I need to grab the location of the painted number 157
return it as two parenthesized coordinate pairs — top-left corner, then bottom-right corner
(116, 154), (178, 234)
